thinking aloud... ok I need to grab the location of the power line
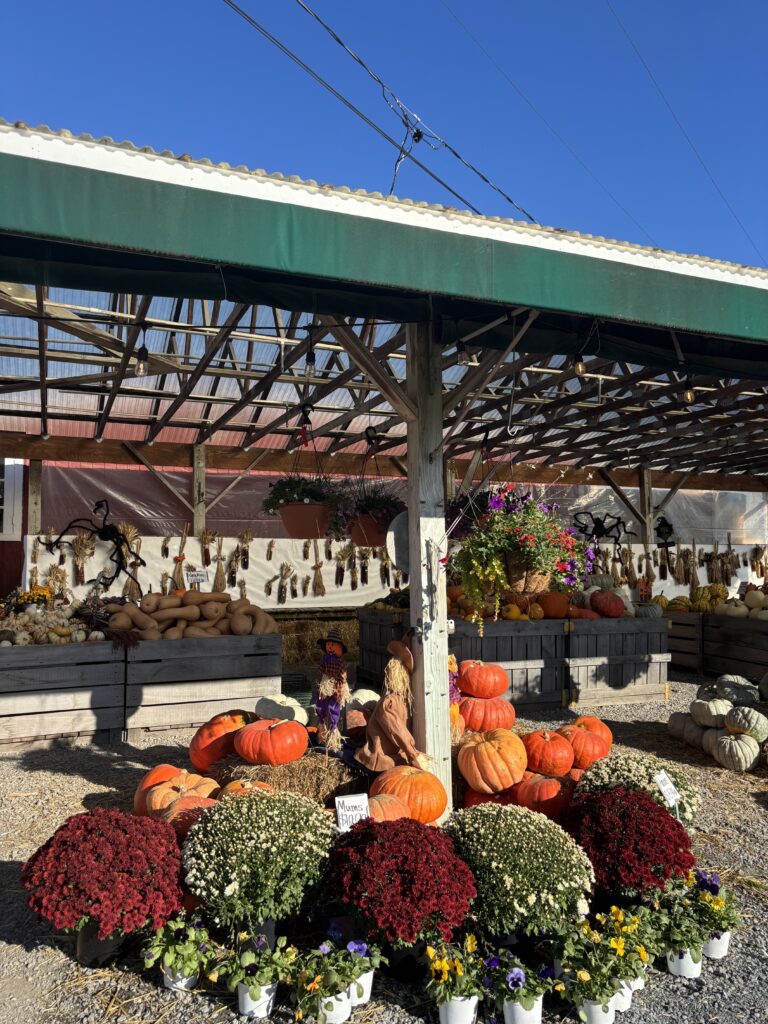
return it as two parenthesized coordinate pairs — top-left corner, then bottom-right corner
(291, 0), (537, 222)
(605, 0), (766, 267)
(436, 0), (657, 246)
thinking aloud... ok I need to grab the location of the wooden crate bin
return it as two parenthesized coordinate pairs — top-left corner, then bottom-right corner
(667, 611), (704, 673)
(702, 615), (768, 682)
(356, 609), (407, 688)
(0, 642), (124, 743)
(568, 620), (669, 705)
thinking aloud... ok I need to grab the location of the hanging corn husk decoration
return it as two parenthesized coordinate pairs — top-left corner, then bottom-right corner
(394, 568), (403, 589)
(325, 538), (333, 561)
(311, 539), (326, 598)
(359, 548), (370, 586)
(379, 546), (391, 587)
(652, 549), (659, 567)
(290, 573), (298, 600)
(335, 555), (345, 588)
(238, 578), (247, 600)
(264, 574), (279, 598)
(698, 546), (705, 568)
(29, 565), (39, 588)
(623, 548), (638, 588)
(642, 549), (656, 584)
(123, 537), (143, 601)
(348, 544), (359, 591)
(673, 547), (688, 585)
(161, 535), (172, 560)
(658, 547), (668, 581)
(689, 539), (701, 593)
(277, 562), (293, 605)
(726, 534), (739, 582)
(227, 546), (240, 589)
(302, 540), (311, 560)
(611, 544), (623, 586)
(72, 530), (95, 587)
(160, 571), (170, 596)
(302, 574), (311, 597)
(200, 529), (216, 568)
(31, 536), (40, 565)
(710, 541), (722, 585)
(45, 564), (67, 597)
(212, 537), (227, 593)
(266, 540), (275, 562)
(239, 530), (253, 571)
(172, 525), (189, 591)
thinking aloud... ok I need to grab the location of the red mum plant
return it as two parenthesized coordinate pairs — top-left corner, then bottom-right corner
(565, 787), (695, 900)
(22, 807), (183, 940)
(329, 818), (476, 945)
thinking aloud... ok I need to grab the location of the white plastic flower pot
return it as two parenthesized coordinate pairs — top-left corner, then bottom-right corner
(348, 969), (375, 1007)
(503, 993), (544, 1024)
(703, 931), (731, 959)
(438, 995), (479, 1024)
(665, 949), (702, 978)
(319, 988), (353, 1024)
(238, 981), (277, 1019)
(629, 971), (646, 992)
(162, 966), (198, 991)
(613, 980), (633, 1013)
(581, 996), (616, 1024)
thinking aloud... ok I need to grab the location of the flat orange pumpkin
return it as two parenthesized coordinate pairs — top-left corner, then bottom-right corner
(458, 660), (508, 699)
(557, 725), (610, 770)
(572, 715), (613, 750)
(458, 696), (516, 732)
(368, 793), (411, 821)
(218, 779), (275, 798)
(514, 773), (573, 820)
(370, 766), (447, 824)
(457, 729), (527, 794)
(234, 718), (309, 766)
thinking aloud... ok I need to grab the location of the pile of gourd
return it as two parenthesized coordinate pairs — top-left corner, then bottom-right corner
(106, 592), (278, 640)
(655, 584), (729, 615)
(571, 573), (664, 620)
(0, 602), (103, 647)
(713, 588), (768, 619)
(668, 673), (768, 772)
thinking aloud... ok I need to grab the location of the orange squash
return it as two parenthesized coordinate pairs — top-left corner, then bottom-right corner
(458, 696), (515, 732)
(218, 779), (275, 798)
(514, 773), (573, 820)
(189, 709), (258, 773)
(370, 766), (448, 824)
(133, 763), (181, 816)
(368, 793), (411, 821)
(457, 729), (527, 794)
(537, 592), (571, 619)
(572, 715), (613, 750)
(458, 660), (508, 699)
(163, 795), (218, 840)
(557, 725), (610, 769)
(144, 770), (220, 817)
(522, 730), (575, 777)
(234, 718), (309, 766)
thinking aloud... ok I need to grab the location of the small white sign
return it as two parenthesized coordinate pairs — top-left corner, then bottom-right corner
(185, 569), (210, 585)
(335, 793), (370, 832)
(654, 769), (681, 807)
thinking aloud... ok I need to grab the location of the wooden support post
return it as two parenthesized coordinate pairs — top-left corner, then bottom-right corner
(638, 465), (653, 548)
(27, 459), (42, 536)
(406, 323), (452, 814)
(193, 445), (206, 535)
(598, 468), (642, 527)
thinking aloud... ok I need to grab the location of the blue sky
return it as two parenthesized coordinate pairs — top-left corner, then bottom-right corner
(3, 1), (766, 266)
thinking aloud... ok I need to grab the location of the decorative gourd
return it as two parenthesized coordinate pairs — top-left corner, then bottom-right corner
(162, 795), (218, 840)
(744, 590), (766, 609)
(528, 602), (544, 621)
(716, 676), (760, 707)
(189, 709), (258, 773)
(571, 715), (613, 750)
(667, 712), (689, 740)
(457, 729), (527, 794)
(634, 603), (663, 619)
(367, 793), (411, 821)
(536, 592), (571, 619)
(682, 719), (706, 749)
(234, 718), (309, 766)
(458, 695), (516, 732)
(702, 728), (728, 757)
(714, 733), (760, 772)
(133, 763), (181, 816)
(370, 765), (447, 823)
(218, 779), (275, 798)
(689, 698), (732, 728)
(144, 771), (220, 817)
(590, 574), (614, 591)
(521, 730), (575, 777)
(713, 603), (730, 616)
(514, 773), (573, 820)
(590, 591), (625, 618)
(725, 706), (768, 743)
(462, 785), (517, 808)
(253, 694), (309, 726)
(458, 660), (508, 699)
(696, 682), (719, 701)
(557, 725), (609, 769)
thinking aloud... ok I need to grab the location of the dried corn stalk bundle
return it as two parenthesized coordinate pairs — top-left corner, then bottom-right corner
(689, 539), (701, 593)
(239, 530), (253, 571)
(212, 537), (227, 593)
(302, 574), (311, 597)
(358, 548), (370, 586)
(622, 548), (638, 588)
(122, 538), (143, 601)
(200, 529), (216, 567)
(72, 530), (95, 587)
(673, 547), (688, 586)
(290, 574), (299, 600)
(642, 549), (656, 584)
(160, 571), (170, 596)
(161, 535), (172, 559)
(302, 541), (311, 560)
(266, 540), (275, 562)
(312, 539), (326, 598)
(264, 574), (279, 598)
(611, 545), (623, 586)
(171, 525), (189, 591)
(227, 546), (241, 589)
(238, 578), (247, 600)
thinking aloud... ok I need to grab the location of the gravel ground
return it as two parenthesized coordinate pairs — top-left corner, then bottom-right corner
(1, 671), (767, 1024)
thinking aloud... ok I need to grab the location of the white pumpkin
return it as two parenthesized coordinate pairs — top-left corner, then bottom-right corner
(714, 733), (760, 772)
(752, 609), (768, 621)
(725, 706), (768, 744)
(689, 698), (732, 728)
(253, 694), (309, 726)
(724, 603), (749, 618)
(716, 676), (760, 707)
(348, 688), (380, 712)
(667, 711), (689, 740)
(713, 603), (731, 616)
(744, 590), (766, 610)
(682, 718), (706, 748)
(702, 727), (728, 757)
(612, 588), (635, 616)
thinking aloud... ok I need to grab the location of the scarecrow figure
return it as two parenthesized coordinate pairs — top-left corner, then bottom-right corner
(354, 639), (423, 773)
(315, 626), (351, 751)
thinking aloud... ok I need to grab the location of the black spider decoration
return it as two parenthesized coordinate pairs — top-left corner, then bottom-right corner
(45, 499), (146, 593)
(572, 510), (637, 548)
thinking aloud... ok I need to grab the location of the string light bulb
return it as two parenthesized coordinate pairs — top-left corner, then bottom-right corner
(305, 345), (316, 378)
(574, 352), (586, 376)
(683, 378), (695, 404)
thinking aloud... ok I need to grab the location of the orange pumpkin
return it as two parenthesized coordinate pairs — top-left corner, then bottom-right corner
(189, 709), (258, 773)
(368, 793), (411, 821)
(572, 715), (613, 750)
(557, 725), (610, 769)
(133, 763), (181, 816)
(370, 766), (447, 824)
(163, 795), (218, 839)
(458, 696), (516, 732)
(234, 719), (309, 766)
(514, 773), (573, 820)
(457, 729), (527, 794)
(144, 770), (220, 817)
(522, 730), (575, 777)
(458, 661), (508, 699)
(463, 785), (517, 808)
(218, 779), (275, 798)
(537, 592), (571, 619)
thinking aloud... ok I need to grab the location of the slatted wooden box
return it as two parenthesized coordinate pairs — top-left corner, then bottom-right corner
(125, 635), (283, 731)
(701, 615), (768, 682)
(357, 609), (407, 687)
(668, 611), (704, 673)
(0, 643), (124, 743)
(567, 619), (669, 706)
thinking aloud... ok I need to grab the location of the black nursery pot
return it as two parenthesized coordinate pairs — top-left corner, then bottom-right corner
(75, 922), (124, 966)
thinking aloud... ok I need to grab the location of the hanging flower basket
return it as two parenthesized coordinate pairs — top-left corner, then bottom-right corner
(503, 551), (551, 595)
(279, 502), (332, 540)
(350, 513), (388, 547)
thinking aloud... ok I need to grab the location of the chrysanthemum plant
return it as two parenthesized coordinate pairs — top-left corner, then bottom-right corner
(425, 934), (485, 1004)
(219, 933), (298, 1002)
(482, 950), (554, 1011)
(142, 913), (218, 980)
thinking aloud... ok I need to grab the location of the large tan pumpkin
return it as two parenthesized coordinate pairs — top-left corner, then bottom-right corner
(370, 766), (447, 824)
(133, 763), (181, 816)
(144, 770), (220, 817)
(457, 729), (527, 794)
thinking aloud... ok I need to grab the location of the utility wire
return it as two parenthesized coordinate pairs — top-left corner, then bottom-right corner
(436, 0), (657, 246)
(291, 0), (537, 222)
(605, 0), (766, 266)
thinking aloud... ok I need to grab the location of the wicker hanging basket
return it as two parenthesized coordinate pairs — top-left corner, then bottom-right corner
(504, 550), (551, 594)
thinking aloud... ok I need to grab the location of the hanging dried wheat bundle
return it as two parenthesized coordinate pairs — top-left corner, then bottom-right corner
(277, 562), (293, 605)
(689, 539), (701, 592)
(161, 535), (172, 559)
(290, 573), (299, 600)
(643, 548), (656, 584)
(380, 547), (392, 587)
(239, 530), (253, 570)
(238, 577), (247, 600)
(172, 525), (189, 591)
(29, 565), (39, 588)
(123, 537), (143, 601)
(266, 540), (275, 562)
(358, 548), (370, 586)
(302, 540), (311, 560)
(200, 529), (216, 567)
(302, 574), (311, 597)
(623, 548), (638, 588)
(160, 571), (170, 596)
(72, 530), (95, 587)
(227, 546), (240, 588)
(611, 545), (623, 586)
(312, 539), (326, 598)
(212, 537), (227, 593)
(31, 536), (40, 565)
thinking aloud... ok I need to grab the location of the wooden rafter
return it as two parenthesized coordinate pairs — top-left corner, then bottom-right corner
(95, 295), (153, 440)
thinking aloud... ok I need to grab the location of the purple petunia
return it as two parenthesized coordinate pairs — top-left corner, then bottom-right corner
(506, 967), (526, 990)
(245, 963), (259, 976)
(489, 494), (505, 511)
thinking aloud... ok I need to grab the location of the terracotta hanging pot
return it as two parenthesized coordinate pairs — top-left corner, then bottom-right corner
(279, 502), (331, 539)
(350, 513), (388, 547)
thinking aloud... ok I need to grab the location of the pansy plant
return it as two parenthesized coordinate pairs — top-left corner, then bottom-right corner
(482, 950), (555, 1012)
(425, 935), (485, 1005)
(292, 941), (364, 1021)
(219, 933), (298, 1001)
(142, 913), (217, 981)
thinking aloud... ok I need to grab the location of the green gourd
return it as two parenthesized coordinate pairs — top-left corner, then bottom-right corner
(702, 728), (728, 758)
(682, 718), (706, 749)
(667, 711), (689, 740)
(689, 698), (732, 729)
(714, 733), (760, 772)
(725, 706), (768, 744)
(634, 603), (663, 619)
(590, 574), (614, 591)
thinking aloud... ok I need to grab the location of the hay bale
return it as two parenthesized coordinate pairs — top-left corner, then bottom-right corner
(277, 617), (360, 666)
(210, 750), (369, 807)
